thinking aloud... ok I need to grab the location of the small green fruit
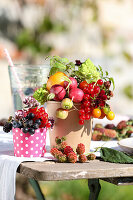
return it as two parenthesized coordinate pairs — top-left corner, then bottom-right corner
(61, 98), (73, 110)
(56, 108), (68, 119)
(103, 106), (110, 115)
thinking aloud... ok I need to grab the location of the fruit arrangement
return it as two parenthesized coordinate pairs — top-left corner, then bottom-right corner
(3, 96), (53, 134)
(50, 136), (96, 163)
(92, 119), (133, 141)
(33, 56), (115, 125)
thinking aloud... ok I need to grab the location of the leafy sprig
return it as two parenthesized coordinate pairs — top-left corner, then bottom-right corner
(33, 84), (53, 105)
(96, 65), (115, 90)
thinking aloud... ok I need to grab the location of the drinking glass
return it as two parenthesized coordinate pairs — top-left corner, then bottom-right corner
(8, 64), (50, 111)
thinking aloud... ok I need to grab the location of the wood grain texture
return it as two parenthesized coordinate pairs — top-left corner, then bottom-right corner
(18, 159), (133, 181)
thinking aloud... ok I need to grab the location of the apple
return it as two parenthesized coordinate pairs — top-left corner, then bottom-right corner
(61, 98), (73, 110)
(56, 108), (68, 119)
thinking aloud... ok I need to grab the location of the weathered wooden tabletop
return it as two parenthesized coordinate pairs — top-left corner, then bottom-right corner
(18, 159), (133, 182)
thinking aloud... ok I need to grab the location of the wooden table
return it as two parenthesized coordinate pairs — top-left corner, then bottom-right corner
(17, 159), (133, 200)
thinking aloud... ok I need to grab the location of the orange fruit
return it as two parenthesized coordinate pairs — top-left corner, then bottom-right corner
(106, 111), (115, 120)
(92, 108), (101, 118)
(46, 72), (67, 91)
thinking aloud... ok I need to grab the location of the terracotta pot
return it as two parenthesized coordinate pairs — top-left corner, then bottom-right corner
(47, 101), (92, 154)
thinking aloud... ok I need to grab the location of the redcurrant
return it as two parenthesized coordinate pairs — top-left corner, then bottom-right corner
(97, 79), (103, 85)
(79, 120), (84, 125)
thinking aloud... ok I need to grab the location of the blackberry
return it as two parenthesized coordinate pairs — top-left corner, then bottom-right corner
(17, 121), (23, 128)
(29, 128), (35, 135)
(3, 122), (12, 133)
(33, 123), (39, 129)
(25, 120), (33, 127)
(35, 119), (41, 125)
(48, 118), (55, 129)
(75, 60), (82, 66)
(12, 120), (19, 128)
(22, 127), (29, 133)
(26, 113), (35, 120)
(28, 113), (35, 119)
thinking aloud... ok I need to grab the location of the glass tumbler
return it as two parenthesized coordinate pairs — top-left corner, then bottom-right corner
(8, 64), (50, 111)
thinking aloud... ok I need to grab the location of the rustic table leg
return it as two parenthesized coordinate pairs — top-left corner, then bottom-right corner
(29, 179), (45, 200)
(88, 179), (101, 200)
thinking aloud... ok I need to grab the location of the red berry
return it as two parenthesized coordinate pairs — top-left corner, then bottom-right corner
(67, 152), (77, 163)
(88, 88), (94, 95)
(79, 154), (87, 163)
(76, 143), (85, 155)
(85, 107), (91, 113)
(88, 83), (93, 89)
(100, 90), (105, 95)
(46, 122), (51, 128)
(91, 82), (95, 85)
(79, 120), (84, 125)
(85, 114), (91, 120)
(38, 107), (45, 112)
(102, 94), (107, 100)
(79, 109), (85, 115)
(83, 87), (89, 94)
(83, 94), (90, 100)
(79, 115), (86, 120)
(99, 101), (105, 107)
(80, 104), (85, 109)
(83, 101), (91, 107)
(79, 81), (88, 90)
(97, 79), (103, 85)
(64, 146), (73, 156)
(94, 85), (100, 94)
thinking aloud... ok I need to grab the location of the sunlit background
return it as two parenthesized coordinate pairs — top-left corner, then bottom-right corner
(0, 0), (133, 199)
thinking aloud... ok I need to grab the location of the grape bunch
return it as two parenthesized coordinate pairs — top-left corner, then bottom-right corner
(78, 79), (114, 125)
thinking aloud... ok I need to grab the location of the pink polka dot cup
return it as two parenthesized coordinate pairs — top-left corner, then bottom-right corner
(12, 128), (47, 157)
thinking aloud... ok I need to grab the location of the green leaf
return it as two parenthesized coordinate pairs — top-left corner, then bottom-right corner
(49, 67), (65, 76)
(100, 147), (133, 163)
(98, 65), (103, 77)
(105, 71), (109, 76)
(109, 77), (115, 90)
(49, 56), (70, 76)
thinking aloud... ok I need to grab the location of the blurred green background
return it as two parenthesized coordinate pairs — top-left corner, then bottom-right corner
(16, 174), (133, 200)
(0, 0), (133, 199)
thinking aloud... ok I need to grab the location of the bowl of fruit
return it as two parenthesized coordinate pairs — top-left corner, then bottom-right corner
(33, 56), (115, 153)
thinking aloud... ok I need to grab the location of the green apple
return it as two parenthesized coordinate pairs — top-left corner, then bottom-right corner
(61, 98), (73, 110)
(56, 108), (68, 119)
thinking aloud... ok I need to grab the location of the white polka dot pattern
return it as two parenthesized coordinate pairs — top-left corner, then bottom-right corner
(12, 128), (47, 157)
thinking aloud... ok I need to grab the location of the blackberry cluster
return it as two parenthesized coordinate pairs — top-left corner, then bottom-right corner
(12, 113), (42, 135)
(3, 122), (12, 133)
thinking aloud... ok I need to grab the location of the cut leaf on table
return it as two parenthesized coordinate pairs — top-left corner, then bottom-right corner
(100, 147), (133, 163)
